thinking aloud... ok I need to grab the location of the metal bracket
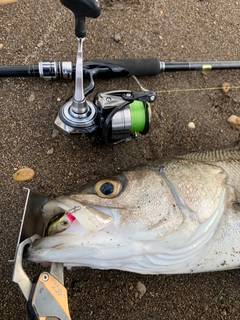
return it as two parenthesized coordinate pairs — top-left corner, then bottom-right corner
(12, 235), (40, 301)
(16, 188), (50, 246)
(11, 189), (71, 319)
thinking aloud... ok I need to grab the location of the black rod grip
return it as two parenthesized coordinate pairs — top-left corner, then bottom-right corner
(89, 58), (161, 76)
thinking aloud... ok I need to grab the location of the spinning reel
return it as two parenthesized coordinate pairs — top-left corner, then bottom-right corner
(54, 0), (156, 145)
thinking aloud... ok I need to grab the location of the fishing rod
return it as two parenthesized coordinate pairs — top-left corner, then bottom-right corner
(1, 59), (240, 79)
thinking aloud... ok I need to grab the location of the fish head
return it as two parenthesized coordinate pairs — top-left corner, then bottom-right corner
(68, 167), (185, 237)
(41, 166), (182, 237)
(41, 173), (130, 235)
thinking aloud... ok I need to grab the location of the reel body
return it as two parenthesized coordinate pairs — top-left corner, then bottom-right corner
(55, 89), (155, 145)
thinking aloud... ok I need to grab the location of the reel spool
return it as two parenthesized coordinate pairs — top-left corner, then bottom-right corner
(94, 90), (155, 145)
(110, 100), (151, 141)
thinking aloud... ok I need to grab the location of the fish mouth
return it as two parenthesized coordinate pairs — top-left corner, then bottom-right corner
(42, 196), (119, 233)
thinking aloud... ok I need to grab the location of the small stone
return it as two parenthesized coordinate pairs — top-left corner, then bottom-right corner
(227, 114), (240, 126)
(37, 40), (44, 48)
(0, 44), (3, 50)
(222, 82), (230, 93)
(13, 168), (34, 181)
(188, 122), (196, 129)
(28, 92), (35, 103)
(47, 148), (54, 155)
(57, 97), (61, 102)
(128, 282), (134, 291)
(51, 129), (59, 138)
(160, 111), (165, 118)
(221, 310), (227, 316)
(114, 34), (121, 42)
(0, 0), (17, 4)
(136, 281), (146, 298)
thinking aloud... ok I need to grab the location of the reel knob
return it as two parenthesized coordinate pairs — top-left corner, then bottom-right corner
(60, 0), (101, 18)
(60, 0), (101, 37)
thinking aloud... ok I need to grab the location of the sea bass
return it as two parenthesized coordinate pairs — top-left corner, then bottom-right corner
(27, 150), (240, 274)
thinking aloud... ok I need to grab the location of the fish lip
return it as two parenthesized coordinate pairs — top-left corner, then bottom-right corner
(87, 204), (120, 219)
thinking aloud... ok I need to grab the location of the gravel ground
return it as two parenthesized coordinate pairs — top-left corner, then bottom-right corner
(1, 0), (240, 319)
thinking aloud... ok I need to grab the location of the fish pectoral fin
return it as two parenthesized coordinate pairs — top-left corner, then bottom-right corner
(72, 204), (113, 232)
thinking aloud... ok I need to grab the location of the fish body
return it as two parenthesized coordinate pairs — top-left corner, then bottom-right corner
(27, 150), (240, 274)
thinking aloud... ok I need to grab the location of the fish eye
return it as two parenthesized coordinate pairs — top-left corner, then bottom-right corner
(94, 179), (122, 198)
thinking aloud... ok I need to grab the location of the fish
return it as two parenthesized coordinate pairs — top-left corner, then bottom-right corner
(27, 150), (240, 274)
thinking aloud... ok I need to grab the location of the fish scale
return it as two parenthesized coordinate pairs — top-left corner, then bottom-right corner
(27, 150), (240, 274)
